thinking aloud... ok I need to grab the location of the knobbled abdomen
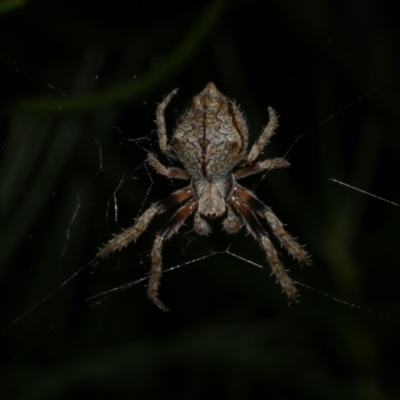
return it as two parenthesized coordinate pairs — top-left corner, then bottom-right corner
(173, 107), (247, 179)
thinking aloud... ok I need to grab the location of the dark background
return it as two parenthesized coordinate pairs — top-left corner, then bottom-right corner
(1, 0), (399, 399)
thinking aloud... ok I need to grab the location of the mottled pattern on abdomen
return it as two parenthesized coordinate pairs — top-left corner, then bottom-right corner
(173, 94), (248, 179)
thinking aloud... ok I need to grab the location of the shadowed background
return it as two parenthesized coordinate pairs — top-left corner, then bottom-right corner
(0, 0), (399, 399)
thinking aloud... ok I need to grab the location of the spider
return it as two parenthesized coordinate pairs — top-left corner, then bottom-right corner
(97, 82), (310, 311)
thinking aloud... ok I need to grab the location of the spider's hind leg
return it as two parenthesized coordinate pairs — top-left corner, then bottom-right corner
(156, 87), (179, 157)
(243, 107), (279, 164)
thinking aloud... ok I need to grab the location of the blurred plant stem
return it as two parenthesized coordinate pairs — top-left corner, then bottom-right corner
(9, 0), (227, 114)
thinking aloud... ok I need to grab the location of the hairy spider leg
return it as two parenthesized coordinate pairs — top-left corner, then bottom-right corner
(147, 152), (190, 180)
(230, 196), (298, 301)
(222, 204), (243, 234)
(243, 107), (279, 164)
(156, 88), (179, 157)
(234, 157), (290, 179)
(96, 187), (192, 258)
(234, 185), (310, 264)
(148, 199), (198, 311)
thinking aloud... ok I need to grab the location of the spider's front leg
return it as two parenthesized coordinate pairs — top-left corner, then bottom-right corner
(193, 212), (212, 235)
(148, 199), (197, 311)
(96, 187), (192, 258)
(234, 185), (310, 265)
(222, 204), (243, 234)
(229, 196), (298, 301)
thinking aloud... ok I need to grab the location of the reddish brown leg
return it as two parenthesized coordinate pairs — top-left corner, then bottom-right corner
(148, 199), (197, 311)
(229, 196), (298, 301)
(97, 187), (192, 258)
(234, 185), (310, 265)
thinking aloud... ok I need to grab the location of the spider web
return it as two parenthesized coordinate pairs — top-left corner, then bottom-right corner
(1, 3), (400, 398)
(2, 53), (398, 341)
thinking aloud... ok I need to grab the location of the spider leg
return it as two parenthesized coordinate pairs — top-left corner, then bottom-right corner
(222, 204), (243, 234)
(148, 153), (190, 180)
(234, 185), (310, 264)
(148, 199), (197, 311)
(234, 158), (290, 179)
(230, 196), (298, 301)
(243, 107), (279, 164)
(156, 87), (179, 157)
(193, 212), (211, 235)
(96, 187), (192, 258)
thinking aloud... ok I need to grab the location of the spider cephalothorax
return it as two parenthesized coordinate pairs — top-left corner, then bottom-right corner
(97, 82), (310, 311)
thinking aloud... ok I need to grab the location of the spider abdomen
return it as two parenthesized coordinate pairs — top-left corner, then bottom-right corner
(173, 82), (248, 179)
(97, 82), (310, 311)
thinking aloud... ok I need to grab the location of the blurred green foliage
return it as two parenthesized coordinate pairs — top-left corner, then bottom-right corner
(0, 0), (24, 16)
(0, 1), (399, 399)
